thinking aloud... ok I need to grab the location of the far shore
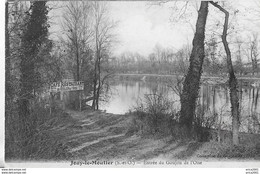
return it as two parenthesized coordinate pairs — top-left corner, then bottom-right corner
(115, 73), (260, 80)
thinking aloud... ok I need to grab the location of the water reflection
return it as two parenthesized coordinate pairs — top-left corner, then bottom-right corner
(101, 79), (260, 133)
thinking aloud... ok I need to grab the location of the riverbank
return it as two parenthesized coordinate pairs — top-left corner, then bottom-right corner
(20, 108), (259, 162)
(116, 73), (260, 80)
(114, 73), (260, 87)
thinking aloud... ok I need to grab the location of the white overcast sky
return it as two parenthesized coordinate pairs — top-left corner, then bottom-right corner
(45, 0), (260, 57)
(107, 1), (196, 56)
(49, 1), (197, 57)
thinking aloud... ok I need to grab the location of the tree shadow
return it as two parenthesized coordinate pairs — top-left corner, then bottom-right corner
(173, 141), (204, 159)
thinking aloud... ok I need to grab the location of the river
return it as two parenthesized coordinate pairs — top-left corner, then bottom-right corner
(100, 77), (260, 133)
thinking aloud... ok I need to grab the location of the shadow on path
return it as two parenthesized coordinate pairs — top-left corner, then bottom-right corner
(173, 142), (204, 159)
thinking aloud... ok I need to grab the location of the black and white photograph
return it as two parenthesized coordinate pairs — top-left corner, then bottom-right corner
(3, 0), (260, 170)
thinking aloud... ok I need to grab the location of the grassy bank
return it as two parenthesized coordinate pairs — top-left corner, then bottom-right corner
(5, 99), (76, 161)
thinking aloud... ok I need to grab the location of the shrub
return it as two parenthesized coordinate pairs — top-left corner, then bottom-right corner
(127, 90), (179, 138)
(193, 102), (219, 142)
(197, 141), (260, 158)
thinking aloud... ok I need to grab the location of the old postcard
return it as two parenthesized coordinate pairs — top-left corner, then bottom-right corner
(3, 0), (260, 171)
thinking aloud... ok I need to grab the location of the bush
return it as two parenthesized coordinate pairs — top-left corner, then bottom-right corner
(193, 102), (219, 142)
(197, 141), (260, 158)
(127, 90), (179, 138)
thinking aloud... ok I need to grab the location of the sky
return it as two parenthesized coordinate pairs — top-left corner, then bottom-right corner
(49, 1), (198, 57)
(47, 0), (260, 58)
(107, 1), (196, 56)
(102, 0), (260, 57)
(5, 0), (260, 59)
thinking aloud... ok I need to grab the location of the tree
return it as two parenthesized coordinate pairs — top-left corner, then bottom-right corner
(91, 2), (116, 110)
(234, 37), (244, 75)
(248, 33), (259, 75)
(6, 2), (11, 97)
(204, 36), (221, 75)
(62, 1), (92, 81)
(61, 1), (93, 109)
(5, 1), (30, 98)
(18, 1), (50, 157)
(210, 1), (240, 145)
(179, 2), (209, 135)
(5, 1), (32, 159)
(175, 46), (190, 74)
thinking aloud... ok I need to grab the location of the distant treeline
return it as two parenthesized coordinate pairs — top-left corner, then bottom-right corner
(109, 38), (260, 76)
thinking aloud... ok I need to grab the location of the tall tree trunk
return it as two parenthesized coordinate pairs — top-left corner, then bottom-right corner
(92, 39), (99, 110)
(93, 23), (101, 110)
(179, 2), (209, 135)
(92, 60), (97, 110)
(76, 44), (80, 81)
(250, 47), (255, 75)
(239, 80), (243, 114)
(255, 89), (259, 111)
(75, 41), (80, 110)
(210, 2), (240, 146)
(96, 56), (102, 110)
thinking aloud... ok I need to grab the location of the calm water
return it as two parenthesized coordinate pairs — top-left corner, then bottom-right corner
(100, 79), (260, 133)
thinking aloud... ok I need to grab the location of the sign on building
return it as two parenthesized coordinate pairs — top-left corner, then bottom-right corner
(49, 81), (84, 92)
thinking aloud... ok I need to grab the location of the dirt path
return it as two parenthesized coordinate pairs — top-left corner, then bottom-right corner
(50, 109), (194, 161)
(51, 109), (259, 163)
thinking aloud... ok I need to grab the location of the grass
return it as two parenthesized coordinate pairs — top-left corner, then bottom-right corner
(5, 98), (75, 161)
(196, 138), (260, 159)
